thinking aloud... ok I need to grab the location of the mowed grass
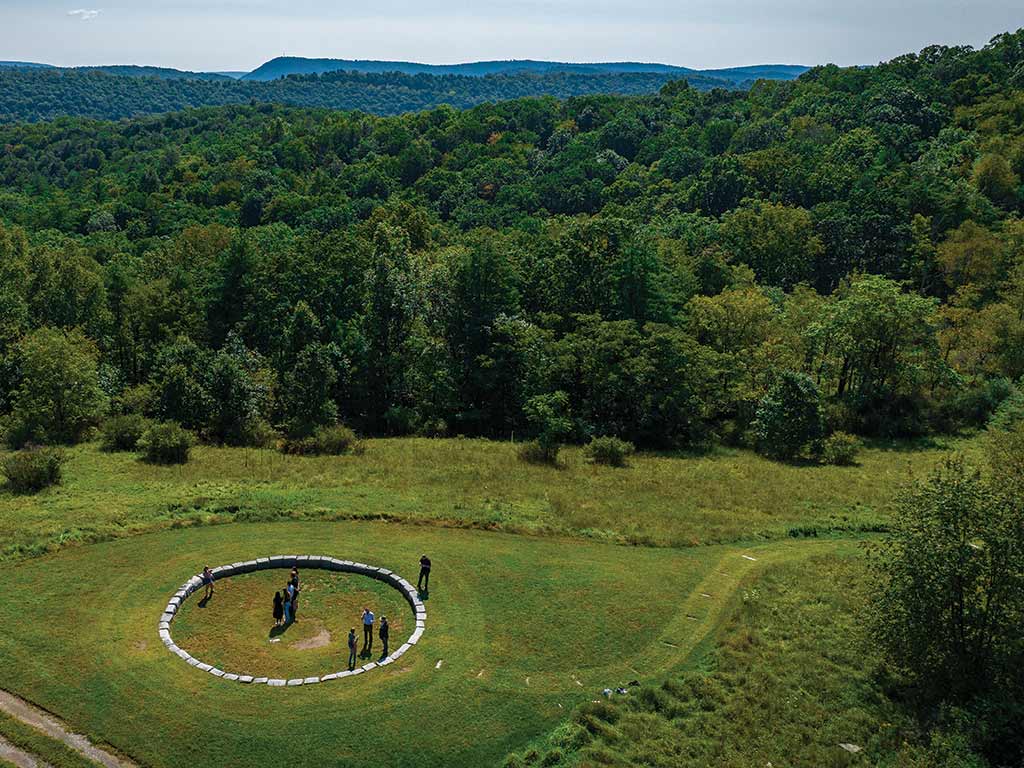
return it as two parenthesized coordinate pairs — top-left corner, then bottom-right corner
(509, 550), (917, 767)
(0, 436), (963, 560)
(0, 520), (844, 768)
(173, 569), (411, 678)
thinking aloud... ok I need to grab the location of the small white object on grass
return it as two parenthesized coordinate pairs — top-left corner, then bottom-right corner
(741, 555), (758, 561)
(839, 743), (862, 754)
(700, 593), (712, 598)
(435, 659), (443, 670)
(269, 638), (281, 643)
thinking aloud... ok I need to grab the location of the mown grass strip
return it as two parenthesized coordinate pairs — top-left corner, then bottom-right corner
(0, 711), (100, 768)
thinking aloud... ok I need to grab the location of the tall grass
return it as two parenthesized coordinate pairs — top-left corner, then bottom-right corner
(0, 436), (964, 561)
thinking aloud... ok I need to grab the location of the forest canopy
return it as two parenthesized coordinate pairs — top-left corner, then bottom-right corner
(1, 29), (1023, 451)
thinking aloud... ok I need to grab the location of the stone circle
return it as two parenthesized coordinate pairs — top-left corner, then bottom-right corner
(157, 555), (426, 685)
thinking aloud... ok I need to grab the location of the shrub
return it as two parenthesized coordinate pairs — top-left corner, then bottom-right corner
(238, 419), (278, 449)
(280, 424), (362, 456)
(819, 431), (862, 466)
(584, 436), (635, 467)
(2, 446), (66, 493)
(99, 414), (151, 452)
(517, 439), (557, 465)
(138, 422), (194, 465)
(751, 371), (824, 461)
(989, 384), (1024, 431)
(520, 391), (572, 466)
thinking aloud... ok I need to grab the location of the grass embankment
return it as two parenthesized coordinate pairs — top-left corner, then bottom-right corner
(506, 551), (921, 767)
(0, 710), (100, 768)
(0, 436), (962, 560)
(0, 522), (843, 768)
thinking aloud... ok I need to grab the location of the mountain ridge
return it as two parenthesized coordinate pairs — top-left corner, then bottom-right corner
(243, 56), (810, 82)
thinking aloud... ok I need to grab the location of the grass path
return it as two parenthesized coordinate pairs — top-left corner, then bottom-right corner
(0, 521), (862, 767)
(0, 692), (129, 768)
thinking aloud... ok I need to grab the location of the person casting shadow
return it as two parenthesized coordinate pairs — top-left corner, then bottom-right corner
(379, 616), (389, 660)
(361, 607), (374, 658)
(272, 590), (284, 627)
(418, 554), (431, 597)
(347, 628), (357, 670)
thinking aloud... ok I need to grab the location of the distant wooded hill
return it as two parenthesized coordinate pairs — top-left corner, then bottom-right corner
(0, 66), (774, 122)
(241, 56), (808, 83)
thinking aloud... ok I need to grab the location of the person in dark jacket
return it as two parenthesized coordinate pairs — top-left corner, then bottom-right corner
(347, 628), (357, 670)
(379, 616), (390, 658)
(418, 554), (431, 593)
(272, 591), (284, 626)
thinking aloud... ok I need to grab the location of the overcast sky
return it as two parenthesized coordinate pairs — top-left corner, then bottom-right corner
(2, 1), (1022, 72)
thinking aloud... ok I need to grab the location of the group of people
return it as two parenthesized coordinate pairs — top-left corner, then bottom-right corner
(272, 566), (302, 626)
(199, 554), (435, 670)
(346, 608), (390, 669)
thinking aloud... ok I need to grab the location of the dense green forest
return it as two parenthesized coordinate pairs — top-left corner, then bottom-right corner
(1, 29), (1023, 453)
(0, 67), (738, 123)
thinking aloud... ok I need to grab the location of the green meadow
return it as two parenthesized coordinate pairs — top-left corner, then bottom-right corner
(0, 437), (963, 766)
(0, 436), (959, 561)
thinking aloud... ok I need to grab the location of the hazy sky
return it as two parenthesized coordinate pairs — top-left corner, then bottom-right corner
(1, 1), (1022, 71)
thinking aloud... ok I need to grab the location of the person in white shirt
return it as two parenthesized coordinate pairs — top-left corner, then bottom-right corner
(361, 607), (375, 655)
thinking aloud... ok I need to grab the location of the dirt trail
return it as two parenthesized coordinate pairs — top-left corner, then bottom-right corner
(0, 689), (136, 768)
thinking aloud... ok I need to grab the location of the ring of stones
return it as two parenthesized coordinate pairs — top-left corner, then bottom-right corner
(157, 555), (426, 686)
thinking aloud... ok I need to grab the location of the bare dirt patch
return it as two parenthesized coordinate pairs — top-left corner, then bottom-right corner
(290, 625), (332, 651)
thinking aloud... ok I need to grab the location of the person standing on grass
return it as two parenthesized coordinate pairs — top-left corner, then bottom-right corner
(362, 607), (374, 654)
(289, 570), (300, 622)
(347, 628), (357, 670)
(202, 566), (215, 600)
(283, 584), (293, 624)
(273, 591), (284, 627)
(379, 616), (389, 659)
(418, 554), (431, 593)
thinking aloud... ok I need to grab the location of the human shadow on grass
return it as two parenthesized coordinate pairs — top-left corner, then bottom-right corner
(197, 595), (212, 608)
(268, 623), (293, 638)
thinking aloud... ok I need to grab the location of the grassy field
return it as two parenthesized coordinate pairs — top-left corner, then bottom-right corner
(0, 436), (963, 560)
(0, 521), (849, 768)
(0, 436), (968, 767)
(506, 551), (920, 767)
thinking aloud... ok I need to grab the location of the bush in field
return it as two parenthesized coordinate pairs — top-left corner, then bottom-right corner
(819, 431), (862, 465)
(280, 424), (363, 456)
(988, 384), (1024, 431)
(520, 391), (572, 465)
(99, 414), (151, 452)
(751, 372), (824, 461)
(2, 446), (66, 493)
(584, 436), (635, 467)
(138, 422), (194, 465)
